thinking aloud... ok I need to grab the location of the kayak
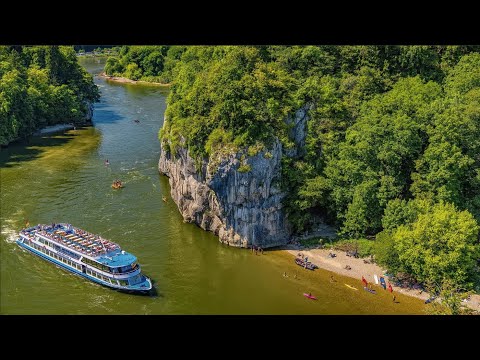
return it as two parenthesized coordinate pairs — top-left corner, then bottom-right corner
(303, 293), (317, 300)
(345, 284), (358, 290)
(364, 287), (376, 294)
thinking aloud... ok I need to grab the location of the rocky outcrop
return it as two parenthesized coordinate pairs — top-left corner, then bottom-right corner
(159, 105), (310, 248)
(83, 100), (94, 123)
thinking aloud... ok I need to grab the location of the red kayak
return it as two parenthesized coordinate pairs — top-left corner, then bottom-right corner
(303, 293), (317, 300)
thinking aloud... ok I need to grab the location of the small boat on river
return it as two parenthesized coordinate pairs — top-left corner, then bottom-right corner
(303, 293), (317, 300)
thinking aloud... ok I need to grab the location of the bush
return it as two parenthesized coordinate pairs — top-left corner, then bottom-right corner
(327, 238), (375, 258)
(238, 163), (252, 173)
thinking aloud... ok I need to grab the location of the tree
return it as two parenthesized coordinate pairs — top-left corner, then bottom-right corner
(392, 202), (479, 289)
(0, 45), (98, 146)
(425, 279), (476, 315)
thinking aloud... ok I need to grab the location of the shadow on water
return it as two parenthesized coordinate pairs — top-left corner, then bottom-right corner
(0, 131), (82, 169)
(92, 103), (125, 125)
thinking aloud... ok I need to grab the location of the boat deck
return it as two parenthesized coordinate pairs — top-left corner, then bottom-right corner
(21, 223), (120, 258)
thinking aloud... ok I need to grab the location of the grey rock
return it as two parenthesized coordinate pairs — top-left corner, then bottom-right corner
(158, 105), (310, 248)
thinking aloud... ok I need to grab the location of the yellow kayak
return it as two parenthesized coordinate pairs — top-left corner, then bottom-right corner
(345, 284), (358, 290)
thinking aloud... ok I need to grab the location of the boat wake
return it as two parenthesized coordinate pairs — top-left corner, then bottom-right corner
(1, 218), (21, 243)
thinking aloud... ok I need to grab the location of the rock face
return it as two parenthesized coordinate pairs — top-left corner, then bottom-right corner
(159, 105), (310, 248)
(83, 101), (94, 123)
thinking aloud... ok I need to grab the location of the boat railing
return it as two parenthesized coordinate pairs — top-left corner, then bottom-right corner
(34, 230), (120, 257)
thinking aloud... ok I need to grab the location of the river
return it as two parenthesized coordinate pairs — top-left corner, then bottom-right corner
(0, 57), (424, 314)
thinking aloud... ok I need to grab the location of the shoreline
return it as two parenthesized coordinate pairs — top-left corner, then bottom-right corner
(280, 246), (480, 312)
(98, 72), (171, 87)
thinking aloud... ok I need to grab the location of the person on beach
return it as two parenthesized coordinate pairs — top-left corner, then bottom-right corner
(362, 276), (368, 287)
(330, 275), (336, 282)
(393, 295), (396, 302)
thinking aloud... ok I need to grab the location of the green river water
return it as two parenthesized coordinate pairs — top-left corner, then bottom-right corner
(0, 57), (425, 314)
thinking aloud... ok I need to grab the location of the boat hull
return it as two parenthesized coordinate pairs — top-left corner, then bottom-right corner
(16, 239), (153, 295)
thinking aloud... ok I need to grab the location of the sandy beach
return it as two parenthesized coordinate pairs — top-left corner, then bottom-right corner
(283, 246), (480, 312)
(98, 72), (170, 87)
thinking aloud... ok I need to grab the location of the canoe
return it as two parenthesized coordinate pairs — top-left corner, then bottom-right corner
(345, 284), (358, 290)
(374, 274), (379, 284)
(303, 293), (317, 300)
(364, 287), (376, 294)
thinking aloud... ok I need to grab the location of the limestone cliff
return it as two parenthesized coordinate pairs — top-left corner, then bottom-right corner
(159, 105), (310, 248)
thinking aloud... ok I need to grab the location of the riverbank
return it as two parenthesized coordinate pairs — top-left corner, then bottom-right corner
(282, 246), (480, 312)
(98, 72), (170, 87)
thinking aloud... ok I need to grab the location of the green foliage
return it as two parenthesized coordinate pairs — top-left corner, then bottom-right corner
(298, 237), (326, 248)
(205, 128), (234, 156)
(162, 46), (297, 161)
(103, 46), (185, 83)
(264, 151), (273, 159)
(326, 238), (375, 258)
(381, 198), (433, 232)
(0, 46), (98, 146)
(374, 231), (403, 274)
(238, 163), (252, 173)
(391, 202), (479, 289)
(444, 52), (480, 94)
(425, 279), (476, 315)
(324, 77), (442, 236)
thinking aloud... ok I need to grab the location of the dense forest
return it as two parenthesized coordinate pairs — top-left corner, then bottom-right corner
(104, 46), (186, 83)
(138, 45), (480, 294)
(0, 46), (99, 146)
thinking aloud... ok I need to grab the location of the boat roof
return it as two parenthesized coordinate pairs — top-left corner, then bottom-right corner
(96, 251), (137, 267)
(20, 223), (135, 266)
